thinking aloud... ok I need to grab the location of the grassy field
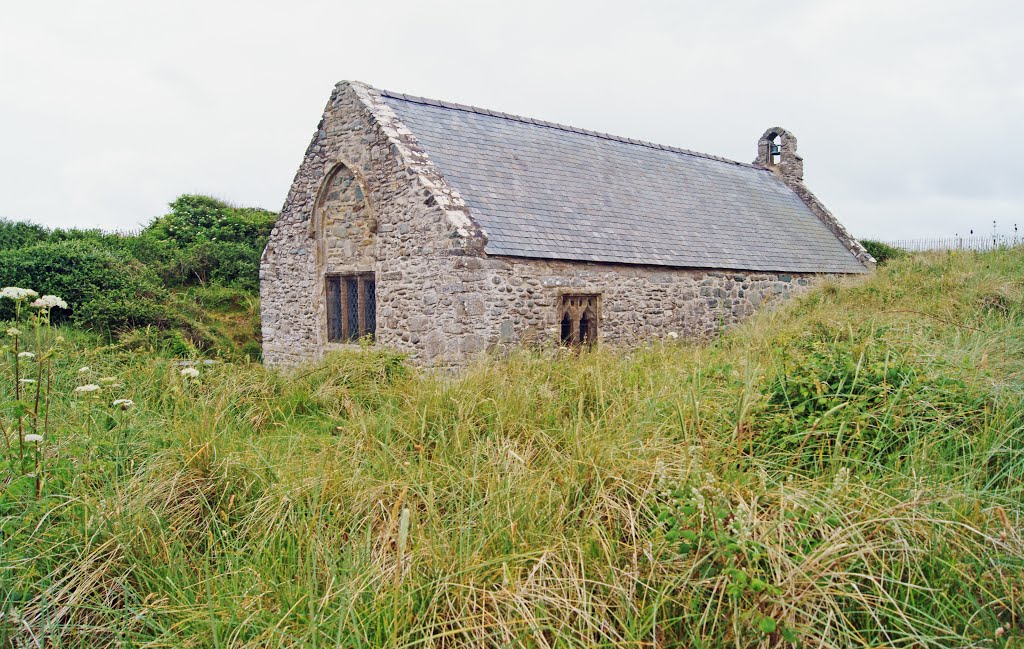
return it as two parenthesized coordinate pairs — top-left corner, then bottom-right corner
(2, 249), (1023, 647)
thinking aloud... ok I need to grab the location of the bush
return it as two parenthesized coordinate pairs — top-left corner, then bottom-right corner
(138, 195), (277, 289)
(0, 218), (49, 251)
(861, 239), (907, 264)
(0, 194), (277, 357)
(147, 195), (276, 247)
(0, 240), (170, 331)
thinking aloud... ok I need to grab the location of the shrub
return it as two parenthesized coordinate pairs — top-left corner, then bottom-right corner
(0, 240), (170, 331)
(0, 218), (49, 251)
(0, 194), (276, 356)
(141, 195), (277, 289)
(861, 239), (907, 264)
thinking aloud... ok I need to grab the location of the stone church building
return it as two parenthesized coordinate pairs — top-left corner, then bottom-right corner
(260, 81), (873, 367)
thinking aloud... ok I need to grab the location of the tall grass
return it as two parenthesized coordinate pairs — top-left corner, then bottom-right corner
(2, 248), (1023, 647)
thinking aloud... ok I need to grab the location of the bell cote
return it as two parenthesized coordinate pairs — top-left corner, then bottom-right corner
(755, 127), (803, 185)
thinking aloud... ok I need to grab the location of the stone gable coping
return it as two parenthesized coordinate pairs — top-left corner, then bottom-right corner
(345, 81), (488, 256)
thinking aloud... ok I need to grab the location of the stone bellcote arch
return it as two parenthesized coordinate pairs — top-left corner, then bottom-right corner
(755, 126), (803, 185)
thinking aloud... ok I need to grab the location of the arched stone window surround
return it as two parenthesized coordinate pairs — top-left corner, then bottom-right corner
(559, 293), (600, 348)
(310, 160), (379, 347)
(309, 160), (378, 269)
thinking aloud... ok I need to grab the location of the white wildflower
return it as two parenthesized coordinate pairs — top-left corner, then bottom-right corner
(731, 501), (754, 544)
(78, 366), (91, 374)
(180, 367), (200, 379)
(830, 467), (851, 494)
(112, 399), (135, 409)
(17, 351), (35, 359)
(24, 434), (43, 444)
(98, 376), (118, 384)
(6, 327), (21, 337)
(0, 287), (39, 301)
(19, 378), (36, 384)
(667, 331), (679, 339)
(690, 486), (706, 514)
(74, 384), (101, 394)
(31, 295), (68, 310)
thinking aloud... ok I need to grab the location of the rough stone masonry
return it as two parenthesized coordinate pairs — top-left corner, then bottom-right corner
(260, 81), (873, 367)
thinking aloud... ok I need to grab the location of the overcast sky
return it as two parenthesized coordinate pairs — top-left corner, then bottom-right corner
(1, 0), (1021, 240)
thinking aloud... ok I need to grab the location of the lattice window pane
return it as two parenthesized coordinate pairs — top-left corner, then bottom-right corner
(326, 276), (342, 342)
(345, 277), (360, 342)
(364, 278), (377, 339)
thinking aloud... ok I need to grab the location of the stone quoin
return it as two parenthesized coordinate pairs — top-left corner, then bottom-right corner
(260, 81), (873, 367)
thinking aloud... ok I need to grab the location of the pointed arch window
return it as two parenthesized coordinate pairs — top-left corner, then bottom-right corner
(559, 294), (599, 348)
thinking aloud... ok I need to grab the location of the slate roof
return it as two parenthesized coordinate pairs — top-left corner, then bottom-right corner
(378, 90), (867, 274)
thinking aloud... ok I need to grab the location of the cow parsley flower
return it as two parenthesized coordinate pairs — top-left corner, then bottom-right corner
(74, 384), (101, 394)
(667, 331), (679, 339)
(98, 376), (118, 384)
(19, 378), (36, 384)
(78, 366), (91, 374)
(0, 287), (39, 301)
(112, 399), (135, 409)
(17, 351), (35, 359)
(6, 327), (21, 337)
(180, 367), (200, 379)
(31, 295), (68, 310)
(24, 434), (43, 444)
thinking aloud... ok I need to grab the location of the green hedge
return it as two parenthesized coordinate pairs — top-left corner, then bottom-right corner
(0, 240), (170, 331)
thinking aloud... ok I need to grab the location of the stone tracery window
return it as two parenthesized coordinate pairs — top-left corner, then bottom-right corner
(559, 294), (599, 348)
(326, 273), (376, 343)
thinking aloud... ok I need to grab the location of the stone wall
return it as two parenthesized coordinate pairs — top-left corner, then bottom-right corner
(395, 256), (814, 361)
(262, 83), (821, 368)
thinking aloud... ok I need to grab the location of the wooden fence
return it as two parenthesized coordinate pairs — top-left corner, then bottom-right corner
(881, 235), (1023, 252)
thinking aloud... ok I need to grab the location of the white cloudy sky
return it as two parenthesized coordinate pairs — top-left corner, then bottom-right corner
(1, 0), (1021, 240)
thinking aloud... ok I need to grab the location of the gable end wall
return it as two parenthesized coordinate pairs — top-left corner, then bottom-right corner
(260, 82), (490, 366)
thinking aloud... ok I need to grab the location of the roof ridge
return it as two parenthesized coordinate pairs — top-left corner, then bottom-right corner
(375, 87), (760, 170)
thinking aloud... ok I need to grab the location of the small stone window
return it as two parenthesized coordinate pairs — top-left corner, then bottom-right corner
(559, 294), (599, 348)
(326, 273), (376, 343)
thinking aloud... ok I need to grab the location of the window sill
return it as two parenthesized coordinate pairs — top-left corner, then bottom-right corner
(324, 342), (376, 350)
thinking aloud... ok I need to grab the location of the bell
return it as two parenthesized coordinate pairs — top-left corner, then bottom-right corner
(769, 142), (781, 157)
